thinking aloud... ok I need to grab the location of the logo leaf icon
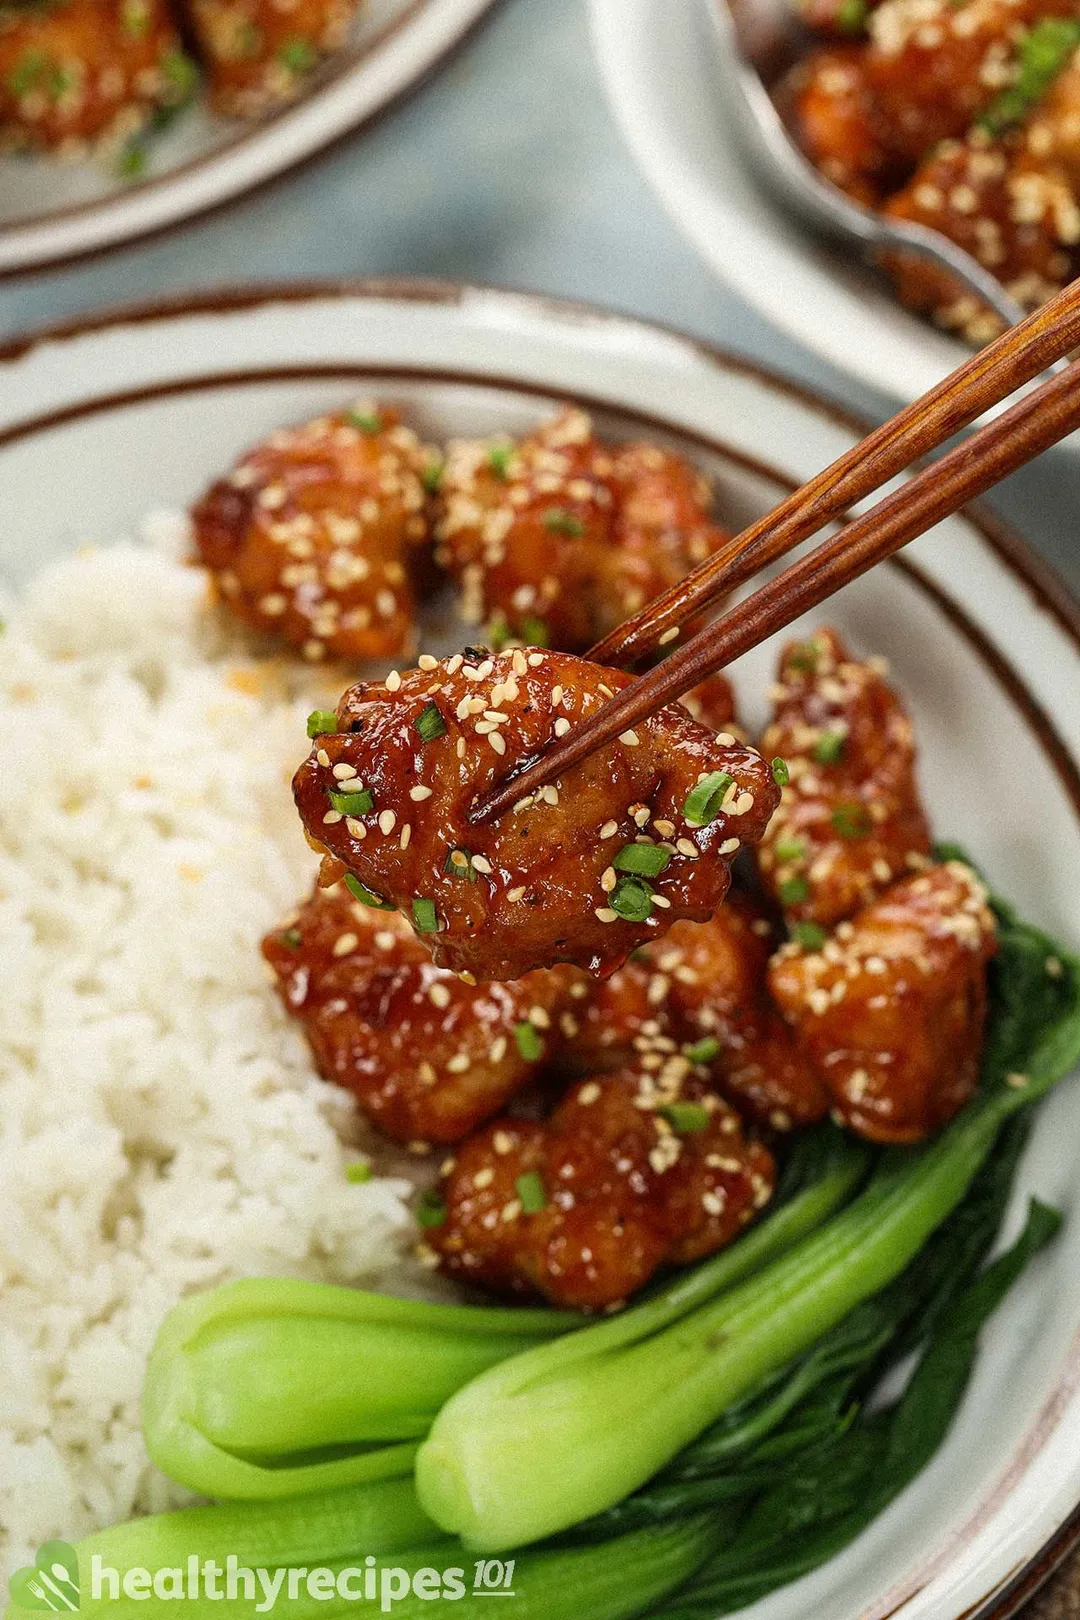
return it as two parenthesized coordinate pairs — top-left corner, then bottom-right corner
(8, 1543), (80, 1612)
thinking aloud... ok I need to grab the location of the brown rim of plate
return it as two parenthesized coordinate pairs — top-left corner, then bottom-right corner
(2, 276), (1079, 1619)
(0, 0), (502, 281)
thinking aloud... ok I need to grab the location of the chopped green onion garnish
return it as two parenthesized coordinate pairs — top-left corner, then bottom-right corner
(347, 408), (382, 433)
(488, 444), (513, 479)
(161, 49), (199, 102)
(415, 702), (447, 743)
(329, 788), (374, 815)
(683, 1035), (721, 1065)
(416, 1189), (447, 1229)
(610, 875), (654, 922)
(514, 1021), (545, 1062)
(832, 803), (871, 839)
(659, 1102), (711, 1135)
(836, 0), (868, 32)
(278, 36), (317, 71)
(682, 771), (735, 827)
(789, 639), (821, 673)
(345, 1161), (372, 1184)
(771, 757), (790, 787)
(544, 508), (585, 536)
(413, 897), (439, 934)
(282, 927), (302, 948)
(307, 709), (338, 738)
(612, 843), (672, 878)
(774, 836), (806, 862)
(422, 458), (443, 494)
(779, 876), (811, 906)
(521, 616), (549, 647)
(444, 848), (478, 882)
(516, 1171), (547, 1213)
(981, 17), (1080, 135)
(344, 874), (395, 910)
(116, 143), (147, 179)
(814, 730), (847, 765)
(791, 920), (828, 950)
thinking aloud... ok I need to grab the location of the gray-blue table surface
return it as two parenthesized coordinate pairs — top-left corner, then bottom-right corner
(1, 0), (1076, 597)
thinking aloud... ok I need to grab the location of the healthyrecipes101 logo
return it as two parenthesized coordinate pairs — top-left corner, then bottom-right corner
(9, 1543), (81, 1611)
(9, 1545), (519, 1611)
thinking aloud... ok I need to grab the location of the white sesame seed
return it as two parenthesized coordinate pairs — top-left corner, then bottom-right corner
(471, 854), (493, 874)
(332, 932), (359, 956)
(595, 907), (619, 922)
(489, 732), (507, 755)
(659, 627), (680, 645)
(456, 738), (466, 759)
(676, 838), (698, 857)
(410, 785), (433, 801)
(345, 817), (365, 837)
(323, 810), (343, 825)
(490, 1038), (508, 1065)
(445, 653), (464, 675)
(719, 838), (740, 855)
(578, 1082), (601, 1105)
(316, 749), (331, 768)
(619, 730), (640, 747)
(501, 1200), (522, 1223)
(652, 894), (672, 909)
(473, 1166), (495, 1188)
(447, 1053), (470, 1074)
(332, 762), (355, 779)
(378, 810), (396, 835)
(429, 983), (452, 1009)
(551, 685), (563, 706)
(528, 652), (545, 666)
(554, 717), (571, 737)
(493, 1129), (514, 1153)
(715, 732), (735, 746)
(418, 654), (438, 671)
(600, 820), (619, 839)
(507, 885), (526, 903)
(601, 867), (617, 893)
(385, 669), (401, 691)
(400, 824), (411, 849)
(375, 930), (396, 950)
(512, 650), (528, 675)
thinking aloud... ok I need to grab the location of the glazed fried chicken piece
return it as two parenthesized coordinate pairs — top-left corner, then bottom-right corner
(433, 407), (731, 654)
(783, 46), (898, 203)
(0, 0), (193, 155)
(884, 129), (1078, 340)
(183, 0), (361, 115)
(680, 670), (739, 734)
(758, 628), (931, 929)
(569, 904), (829, 1132)
(425, 1069), (776, 1309)
(262, 884), (587, 1144)
(191, 404), (435, 665)
(653, 908), (831, 1131)
(769, 861), (997, 1142)
(293, 649), (778, 981)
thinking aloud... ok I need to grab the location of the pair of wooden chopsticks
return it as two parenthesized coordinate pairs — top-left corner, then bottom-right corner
(472, 277), (1080, 825)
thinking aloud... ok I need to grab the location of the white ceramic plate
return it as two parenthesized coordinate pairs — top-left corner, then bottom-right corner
(0, 0), (497, 276)
(588, 0), (993, 408)
(2, 280), (1080, 1620)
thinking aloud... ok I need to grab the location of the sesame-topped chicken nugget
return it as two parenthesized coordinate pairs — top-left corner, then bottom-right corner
(0, 0), (193, 156)
(679, 670), (739, 734)
(424, 1069), (776, 1309)
(292, 649), (780, 981)
(191, 404), (436, 665)
(433, 407), (731, 654)
(569, 904), (829, 1132)
(183, 0), (360, 116)
(768, 861), (997, 1142)
(883, 129), (1078, 340)
(758, 628), (931, 929)
(263, 885), (587, 1143)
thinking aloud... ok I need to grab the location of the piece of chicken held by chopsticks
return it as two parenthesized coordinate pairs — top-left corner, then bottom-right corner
(292, 648), (779, 981)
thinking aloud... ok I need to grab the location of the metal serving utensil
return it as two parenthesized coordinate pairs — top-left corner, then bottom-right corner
(707, 0), (1031, 331)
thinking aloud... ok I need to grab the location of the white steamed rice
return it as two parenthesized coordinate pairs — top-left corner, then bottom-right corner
(0, 520), (429, 1580)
